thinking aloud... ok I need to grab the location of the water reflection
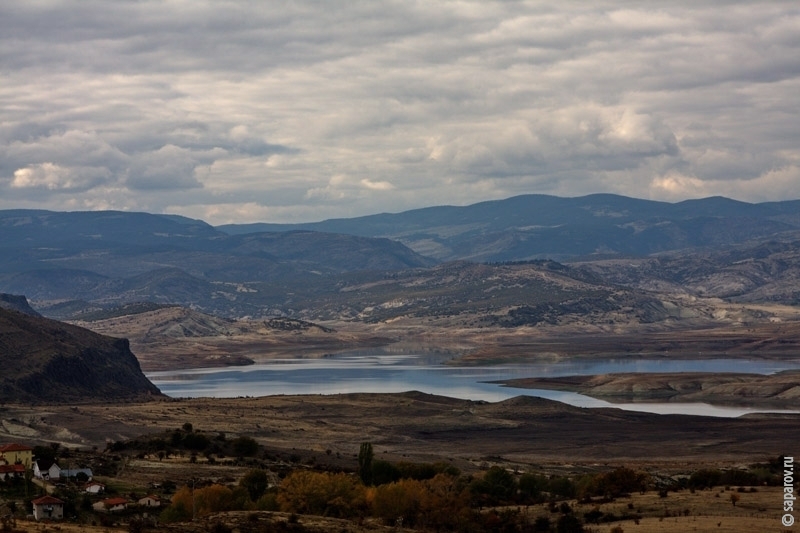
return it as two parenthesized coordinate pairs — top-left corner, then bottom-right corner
(147, 353), (800, 418)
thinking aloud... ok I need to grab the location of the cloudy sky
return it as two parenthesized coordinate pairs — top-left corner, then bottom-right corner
(1, 1), (799, 224)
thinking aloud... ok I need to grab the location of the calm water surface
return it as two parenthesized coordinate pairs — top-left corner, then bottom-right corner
(147, 351), (800, 418)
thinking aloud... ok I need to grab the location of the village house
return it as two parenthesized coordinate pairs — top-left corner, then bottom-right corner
(31, 495), (65, 521)
(0, 443), (33, 467)
(138, 495), (161, 508)
(33, 459), (61, 481)
(0, 463), (25, 481)
(93, 497), (129, 513)
(84, 481), (106, 494)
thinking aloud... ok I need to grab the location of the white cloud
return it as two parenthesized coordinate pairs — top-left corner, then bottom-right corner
(0, 1), (798, 221)
(11, 163), (109, 191)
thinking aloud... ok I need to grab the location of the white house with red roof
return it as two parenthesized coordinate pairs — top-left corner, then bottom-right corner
(31, 495), (65, 520)
(93, 497), (130, 513)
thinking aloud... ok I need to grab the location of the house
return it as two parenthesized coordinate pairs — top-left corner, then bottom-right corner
(0, 463), (25, 481)
(93, 497), (129, 513)
(31, 495), (65, 521)
(0, 443), (33, 467)
(138, 495), (161, 508)
(84, 481), (106, 494)
(33, 460), (61, 481)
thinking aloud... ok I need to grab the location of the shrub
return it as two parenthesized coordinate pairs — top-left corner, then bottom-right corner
(232, 436), (259, 457)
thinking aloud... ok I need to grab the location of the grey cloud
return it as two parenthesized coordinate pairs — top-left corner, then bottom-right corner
(125, 145), (203, 191)
(0, 1), (798, 222)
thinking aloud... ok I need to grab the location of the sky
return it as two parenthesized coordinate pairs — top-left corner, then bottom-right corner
(1, 1), (799, 225)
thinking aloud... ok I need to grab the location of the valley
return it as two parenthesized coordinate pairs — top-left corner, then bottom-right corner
(2, 195), (800, 532)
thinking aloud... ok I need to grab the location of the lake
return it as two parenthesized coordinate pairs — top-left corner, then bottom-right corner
(147, 351), (800, 418)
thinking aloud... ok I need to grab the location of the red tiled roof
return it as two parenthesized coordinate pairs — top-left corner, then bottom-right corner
(0, 464), (25, 473)
(0, 443), (33, 452)
(102, 497), (129, 506)
(32, 496), (65, 505)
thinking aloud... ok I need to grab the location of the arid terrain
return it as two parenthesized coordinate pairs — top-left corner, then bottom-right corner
(74, 299), (800, 372)
(2, 392), (798, 468)
(2, 392), (798, 533)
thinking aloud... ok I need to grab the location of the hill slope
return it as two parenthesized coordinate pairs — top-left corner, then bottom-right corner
(0, 302), (162, 404)
(218, 194), (800, 261)
(574, 233), (800, 304)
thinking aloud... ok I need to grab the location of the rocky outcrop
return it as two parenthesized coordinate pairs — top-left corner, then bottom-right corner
(0, 293), (40, 317)
(0, 306), (162, 404)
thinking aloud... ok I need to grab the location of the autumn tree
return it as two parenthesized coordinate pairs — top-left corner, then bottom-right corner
(372, 478), (426, 526)
(161, 486), (193, 522)
(278, 470), (366, 518)
(162, 484), (237, 521)
(372, 474), (472, 529)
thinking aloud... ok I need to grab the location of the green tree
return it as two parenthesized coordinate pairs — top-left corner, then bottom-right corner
(183, 432), (210, 451)
(371, 460), (401, 486)
(240, 469), (269, 502)
(32, 445), (57, 464)
(358, 443), (374, 485)
(470, 466), (517, 505)
(519, 473), (548, 501)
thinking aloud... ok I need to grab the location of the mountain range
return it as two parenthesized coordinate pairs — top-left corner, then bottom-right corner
(219, 194), (800, 261)
(1, 194), (799, 320)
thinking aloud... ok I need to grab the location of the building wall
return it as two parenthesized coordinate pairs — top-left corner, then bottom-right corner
(33, 504), (64, 521)
(0, 448), (32, 467)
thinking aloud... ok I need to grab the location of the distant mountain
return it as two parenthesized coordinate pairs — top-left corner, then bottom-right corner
(2, 195), (799, 320)
(218, 194), (800, 261)
(0, 303), (162, 404)
(0, 209), (434, 316)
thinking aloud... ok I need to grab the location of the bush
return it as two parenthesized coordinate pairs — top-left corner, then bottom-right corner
(183, 432), (210, 451)
(232, 436), (259, 457)
(549, 476), (577, 499)
(689, 469), (722, 489)
(556, 513), (584, 533)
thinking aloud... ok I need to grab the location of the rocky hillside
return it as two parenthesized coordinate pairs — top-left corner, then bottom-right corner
(0, 302), (162, 404)
(574, 233), (800, 304)
(0, 293), (40, 316)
